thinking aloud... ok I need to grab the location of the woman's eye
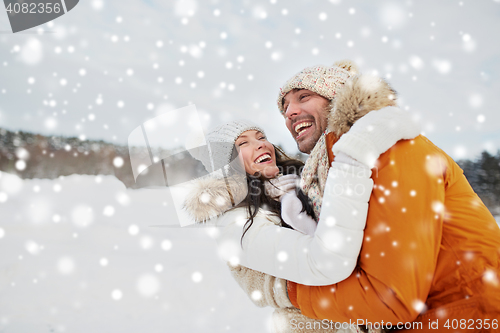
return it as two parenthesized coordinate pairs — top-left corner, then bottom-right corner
(259, 136), (266, 140)
(238, 141), (247, 146)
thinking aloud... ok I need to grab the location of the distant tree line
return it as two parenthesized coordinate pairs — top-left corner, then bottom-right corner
(0, 127), (205, 189)
(457, 151), (500, 215)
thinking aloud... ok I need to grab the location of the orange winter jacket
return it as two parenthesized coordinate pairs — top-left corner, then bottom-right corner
(288, 134), (500, 332)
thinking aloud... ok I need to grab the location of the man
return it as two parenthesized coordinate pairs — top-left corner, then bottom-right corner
(278, 61), (500, 331)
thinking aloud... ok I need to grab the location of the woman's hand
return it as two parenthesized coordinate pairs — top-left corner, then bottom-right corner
(264, 174), (299, 201)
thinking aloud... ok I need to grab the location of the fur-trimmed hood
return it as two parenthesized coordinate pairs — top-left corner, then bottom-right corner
(328, 74), (398, 136)
(183, 174), (248, 223)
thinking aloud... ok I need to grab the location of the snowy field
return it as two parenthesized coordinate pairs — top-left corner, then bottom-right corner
(0, 172), (273, 333)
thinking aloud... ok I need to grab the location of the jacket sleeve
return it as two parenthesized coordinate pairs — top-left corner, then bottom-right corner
(227, 263), (293, 308)
(215, 161), (373, 286)
(288, 137), (447, 323)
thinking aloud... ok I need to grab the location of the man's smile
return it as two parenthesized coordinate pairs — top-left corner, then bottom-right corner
(294, 121), (314, 139)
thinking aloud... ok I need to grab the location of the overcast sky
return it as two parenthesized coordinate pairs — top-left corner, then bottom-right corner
(1, 0), (499, 160)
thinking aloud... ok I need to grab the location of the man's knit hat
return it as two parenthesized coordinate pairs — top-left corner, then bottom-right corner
(276, 60), (359, 116)
(191, 120), (266, 174)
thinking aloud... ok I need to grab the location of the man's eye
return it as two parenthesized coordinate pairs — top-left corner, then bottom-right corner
(299, 94), (310, 100)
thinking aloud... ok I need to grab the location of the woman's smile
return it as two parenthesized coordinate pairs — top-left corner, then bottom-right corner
(254, 152), (273, 164)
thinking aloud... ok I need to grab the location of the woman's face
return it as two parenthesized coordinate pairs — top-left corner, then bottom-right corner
(234, 130), (279, 179)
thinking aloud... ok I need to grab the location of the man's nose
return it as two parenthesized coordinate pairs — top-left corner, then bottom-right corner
(285, 101), (300, 119)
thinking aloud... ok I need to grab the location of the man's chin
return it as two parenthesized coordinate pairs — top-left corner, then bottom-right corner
(297, 137), (316, 154)
(296, 128), (323, 154)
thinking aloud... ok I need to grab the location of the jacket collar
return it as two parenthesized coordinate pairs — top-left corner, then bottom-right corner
(327, 74), (397, 137)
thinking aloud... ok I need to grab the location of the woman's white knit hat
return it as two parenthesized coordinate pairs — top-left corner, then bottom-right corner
(192, 120), (266, 173)
(276, 60), (359, 116)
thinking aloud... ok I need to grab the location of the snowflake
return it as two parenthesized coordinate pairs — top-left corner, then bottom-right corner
(191, 272), (203, 283)
(277, 251), (288, 262)
(128, 224), (139, 235)
(140, 236), (153, 249)
(57, 256), (75, 275)
(161, 239), (172, 251)
(251, 290), (262, 301)
(103, 205), (115, 216)
(412, 299), (427, 313)
(111, 289), (123, 300)
(113, 157), (124, 168)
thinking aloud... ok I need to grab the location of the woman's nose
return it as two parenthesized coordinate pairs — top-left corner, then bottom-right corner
(254, 140), (265, 150)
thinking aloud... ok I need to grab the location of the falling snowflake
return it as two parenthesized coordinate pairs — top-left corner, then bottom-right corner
(251, 290), (262, 301)
(137, 274), (161, 297)
(277, 251), (288, 262)
(21, 38), (43, 65)
(103, 205), (115, 216)
(57, 256), (75, 275)
(128, 225), (139, 235)
(161, 240), (172, 251)
(191, 272), (203, 283)
(111, 289), (123, 300)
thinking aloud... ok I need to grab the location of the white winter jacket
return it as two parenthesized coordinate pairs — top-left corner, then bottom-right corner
(212, 162), (373, 286)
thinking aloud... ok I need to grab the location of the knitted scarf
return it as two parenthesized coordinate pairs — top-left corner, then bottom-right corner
(300, 131), (331, 220)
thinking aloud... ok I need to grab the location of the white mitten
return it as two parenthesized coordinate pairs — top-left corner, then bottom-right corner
(281, 192), (317, 236)
(264, 174), (300, 201)
(332, 106), (421, 168)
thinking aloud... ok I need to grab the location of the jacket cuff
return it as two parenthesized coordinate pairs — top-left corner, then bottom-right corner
(274, 278), (294, 308)
(287, 281), (300, 309)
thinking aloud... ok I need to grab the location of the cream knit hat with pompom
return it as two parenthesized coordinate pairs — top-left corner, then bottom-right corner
(276, 60), (359, 116)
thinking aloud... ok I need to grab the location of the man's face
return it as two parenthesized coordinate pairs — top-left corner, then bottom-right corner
(283, 89), (330, 154)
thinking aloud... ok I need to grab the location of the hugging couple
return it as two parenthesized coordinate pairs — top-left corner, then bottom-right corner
(183, 60), (500, 333)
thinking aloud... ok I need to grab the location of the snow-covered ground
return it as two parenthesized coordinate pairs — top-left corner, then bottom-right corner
(0, 172), (273, 333)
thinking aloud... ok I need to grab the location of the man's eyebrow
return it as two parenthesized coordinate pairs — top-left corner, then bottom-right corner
(283, 89), (305, 105)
